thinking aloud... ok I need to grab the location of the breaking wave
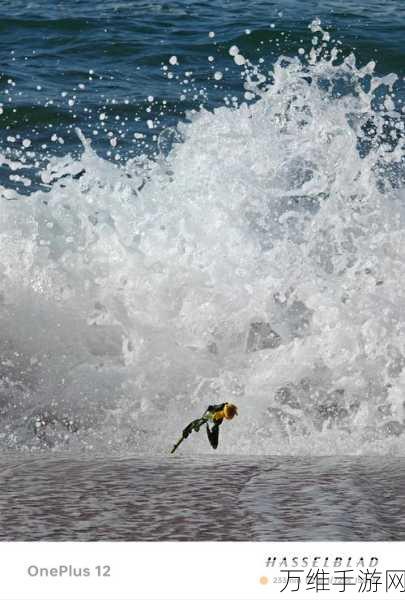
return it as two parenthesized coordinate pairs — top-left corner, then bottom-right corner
(0, 23), (404, 455)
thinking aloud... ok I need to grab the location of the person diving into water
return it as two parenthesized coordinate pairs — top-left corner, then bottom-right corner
(170, 402), (238, 454)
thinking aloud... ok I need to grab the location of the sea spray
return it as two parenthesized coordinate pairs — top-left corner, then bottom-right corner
(0, 23), (404, 454)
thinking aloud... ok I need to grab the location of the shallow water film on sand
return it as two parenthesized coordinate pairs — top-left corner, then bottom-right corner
(0, 455), (404, 540)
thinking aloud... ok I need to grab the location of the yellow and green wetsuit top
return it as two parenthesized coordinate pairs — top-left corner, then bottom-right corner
(203, 403), (228, 424)
(171, 402), (238, 453)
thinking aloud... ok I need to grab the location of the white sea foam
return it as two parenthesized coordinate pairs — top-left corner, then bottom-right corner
(0, 26), (404, 455)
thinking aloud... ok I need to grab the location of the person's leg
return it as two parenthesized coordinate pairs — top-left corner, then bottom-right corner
(206, 422), (220, 449)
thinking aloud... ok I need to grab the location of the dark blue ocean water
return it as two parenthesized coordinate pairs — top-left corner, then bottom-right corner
(0, 0), (404, 174)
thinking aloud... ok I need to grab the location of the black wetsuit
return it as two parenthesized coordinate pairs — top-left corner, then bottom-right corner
(181, 403), (226, 449)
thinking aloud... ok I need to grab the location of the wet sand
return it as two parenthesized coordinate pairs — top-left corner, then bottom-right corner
(0, 455), (404, 541)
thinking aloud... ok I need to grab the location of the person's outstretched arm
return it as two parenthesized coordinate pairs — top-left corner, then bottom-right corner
(170, 415), (209, 454)
(182, 416), (208, 438)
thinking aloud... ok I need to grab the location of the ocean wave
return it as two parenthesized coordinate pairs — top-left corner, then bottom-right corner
(0, 22), (404, 455)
